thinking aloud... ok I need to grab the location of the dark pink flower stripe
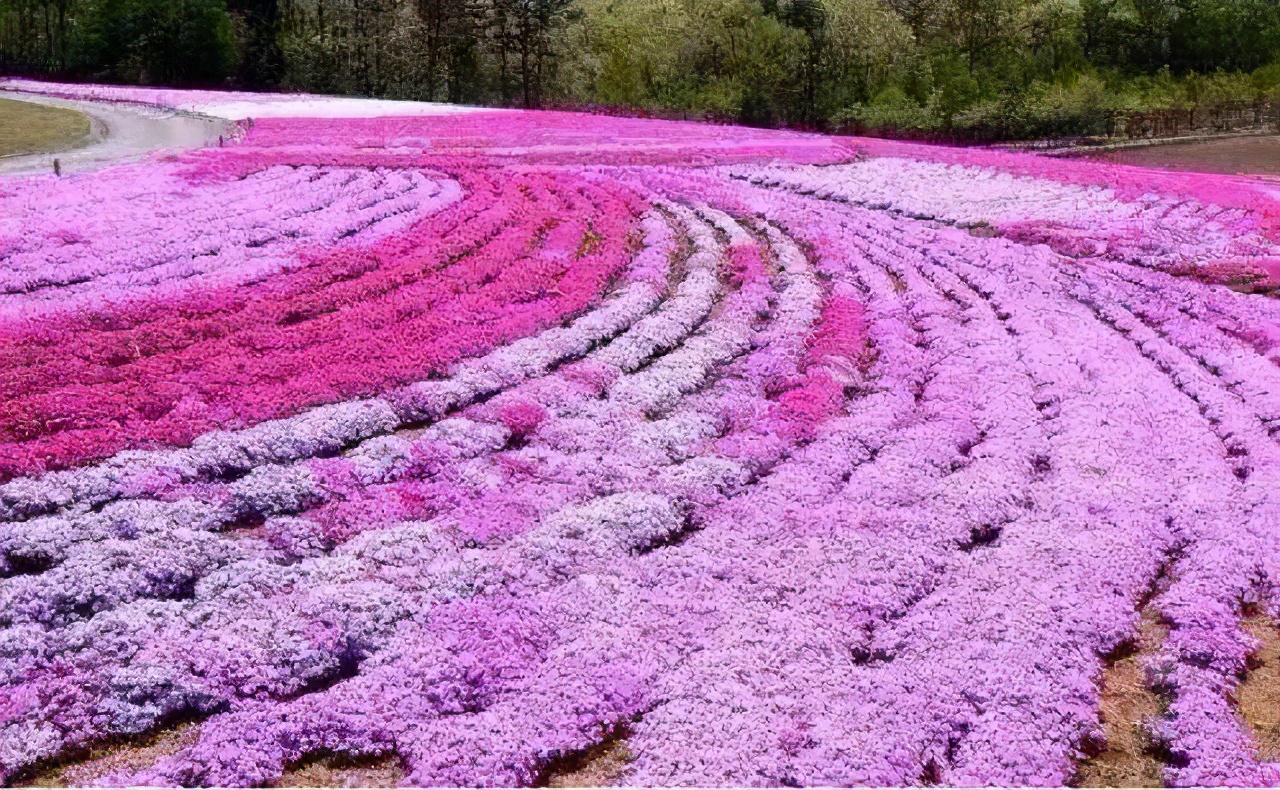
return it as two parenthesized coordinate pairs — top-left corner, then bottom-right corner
(0, 161), (639, 480)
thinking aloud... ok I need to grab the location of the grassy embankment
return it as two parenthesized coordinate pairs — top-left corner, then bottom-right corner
(0, 97), (92, 158)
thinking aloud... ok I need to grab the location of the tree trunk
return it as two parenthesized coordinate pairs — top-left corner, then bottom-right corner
(520, 30), (531, 108)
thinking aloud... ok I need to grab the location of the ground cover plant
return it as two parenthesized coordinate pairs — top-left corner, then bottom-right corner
(2, 81), (1280, 787)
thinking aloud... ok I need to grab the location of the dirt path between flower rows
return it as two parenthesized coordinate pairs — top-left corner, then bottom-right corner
(0, 91), (233, 176)
(13, 727), (636, 788)
(1238, 615), (1280, 764)
(1075, 605), (1280, 788)
(1074, 609), (1169, 787)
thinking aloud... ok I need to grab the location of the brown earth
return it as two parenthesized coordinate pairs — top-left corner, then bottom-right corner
(16, 726), (632, 788)
(275, 753), (405, 788)
(1074, 609), (1169, 788)
(13, 728), (407, 789)
(1239, 615), (1280, 763)
(13, 723), (201, 787)
(541, 738), (635, 787)
(1088, 135), (1280, 176)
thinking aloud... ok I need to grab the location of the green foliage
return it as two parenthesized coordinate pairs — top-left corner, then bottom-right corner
(0, 0), (237, 84)
(1171, 0), (1280, 74)
(560, 0), (910, 125)
(2, 0), (1278, 137)
(1080, 0), (1280, 74)
(836, 85), (936, 133)
(84, 0), (238, 83)
(229, 0), (285, 87)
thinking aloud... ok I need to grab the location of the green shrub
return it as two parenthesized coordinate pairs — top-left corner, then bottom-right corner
(837, 86), (937, 132)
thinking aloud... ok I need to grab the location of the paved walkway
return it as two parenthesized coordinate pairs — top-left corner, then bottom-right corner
(0, 91), (233, 175)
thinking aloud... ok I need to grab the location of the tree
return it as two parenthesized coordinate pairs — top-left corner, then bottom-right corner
(411, 0), (484, 102)
(1171, 0), (1280, 74)
(74, 0), (237, 84)
(228, 0), (285, 86)
(764, 0), (827, 124)
(489, 0), (573, 107)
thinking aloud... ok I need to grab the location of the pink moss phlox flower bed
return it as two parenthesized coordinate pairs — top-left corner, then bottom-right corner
(2, 82), (1280, 787)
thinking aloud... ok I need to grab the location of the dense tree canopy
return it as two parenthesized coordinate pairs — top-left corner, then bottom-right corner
(2, 0), (1278, 138)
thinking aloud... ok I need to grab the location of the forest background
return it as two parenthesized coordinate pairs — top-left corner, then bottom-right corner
(2, 0), (1279, 141)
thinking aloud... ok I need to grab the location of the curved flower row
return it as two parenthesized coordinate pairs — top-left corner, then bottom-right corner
(2, 84), (1280, 787)
(0, 159), (637, 480)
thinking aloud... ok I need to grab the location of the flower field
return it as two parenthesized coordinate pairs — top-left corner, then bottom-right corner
(2, 82), (1280, 787)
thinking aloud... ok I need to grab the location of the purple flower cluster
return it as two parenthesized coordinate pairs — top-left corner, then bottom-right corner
(2, 84), (1280, 787)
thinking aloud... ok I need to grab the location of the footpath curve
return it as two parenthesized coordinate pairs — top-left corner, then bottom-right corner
(0, 91), (233, 176)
